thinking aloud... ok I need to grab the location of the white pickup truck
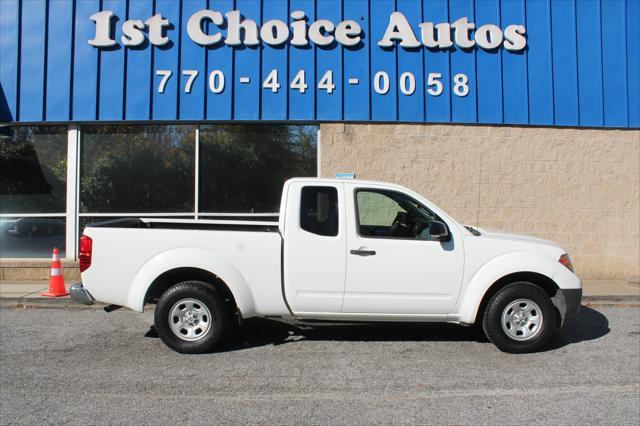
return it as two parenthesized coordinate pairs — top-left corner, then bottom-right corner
(71, 178), (581, 354)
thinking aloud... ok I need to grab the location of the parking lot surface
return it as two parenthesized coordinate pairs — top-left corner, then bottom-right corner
(1, 305), (639, 425)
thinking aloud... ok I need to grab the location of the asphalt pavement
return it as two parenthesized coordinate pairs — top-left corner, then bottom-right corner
(0, 305), (639, 425)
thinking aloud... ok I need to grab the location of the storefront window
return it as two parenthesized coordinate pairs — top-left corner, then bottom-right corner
(80, 125), (196, 213)
(0, 126), (67, 213)
(0, 217), (66, 258)
(198, 125), (317, 213)
(0, 124), (317, 258)
(0, 126), (67, 257)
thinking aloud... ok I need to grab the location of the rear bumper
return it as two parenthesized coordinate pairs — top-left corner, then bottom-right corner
(70, 283), (94, 305)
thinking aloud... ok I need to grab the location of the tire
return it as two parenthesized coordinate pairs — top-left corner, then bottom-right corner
(482, 282), (557, 354)
(154, 281), (231, 354)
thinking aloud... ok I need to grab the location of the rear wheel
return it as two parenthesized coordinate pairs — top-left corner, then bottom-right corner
(154, 281), (231, 354)
(482, 282), (557, 354)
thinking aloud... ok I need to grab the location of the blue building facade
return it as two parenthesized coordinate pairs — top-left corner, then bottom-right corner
(1, 0), (638, 127)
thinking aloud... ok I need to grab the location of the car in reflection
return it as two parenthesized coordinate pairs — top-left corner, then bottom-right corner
(0, 218), (65, 258)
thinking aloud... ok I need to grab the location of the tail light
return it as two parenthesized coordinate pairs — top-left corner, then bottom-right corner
(79, 235), (93, 272)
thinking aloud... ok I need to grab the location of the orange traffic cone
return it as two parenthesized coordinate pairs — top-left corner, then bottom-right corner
(42, 248), (69, 297)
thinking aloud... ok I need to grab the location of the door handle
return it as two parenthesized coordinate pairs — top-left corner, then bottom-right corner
(350, 249), (376, 256)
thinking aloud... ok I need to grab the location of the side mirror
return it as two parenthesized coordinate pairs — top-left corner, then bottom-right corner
(429, 221), (449, 241)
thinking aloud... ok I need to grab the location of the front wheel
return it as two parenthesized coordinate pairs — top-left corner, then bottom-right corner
(482, 282), (557, 354)
(154, 281), (231, 354)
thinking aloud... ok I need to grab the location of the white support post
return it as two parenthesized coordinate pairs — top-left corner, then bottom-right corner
(65, 125), (80, 259)
(194, 127), (200, 220)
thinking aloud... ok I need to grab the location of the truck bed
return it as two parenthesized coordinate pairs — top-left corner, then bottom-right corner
(82, 218), (286, 316)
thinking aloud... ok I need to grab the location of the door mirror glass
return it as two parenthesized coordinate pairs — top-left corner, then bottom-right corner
(428, 221), (449, 241)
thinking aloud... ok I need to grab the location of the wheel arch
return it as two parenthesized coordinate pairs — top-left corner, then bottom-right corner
(473, 271), (561, 325)
(126, 247), (256, 316)
(144, 267), (240, 319)
(453, 252), (566, 326)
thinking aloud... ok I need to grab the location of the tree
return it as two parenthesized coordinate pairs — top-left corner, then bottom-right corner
(79, 124), (318, 214)
(0, 126), (67, 213)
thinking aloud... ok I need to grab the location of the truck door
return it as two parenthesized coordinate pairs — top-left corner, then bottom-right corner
(283, 182), (346, 314)
(342, 185), (464, 315)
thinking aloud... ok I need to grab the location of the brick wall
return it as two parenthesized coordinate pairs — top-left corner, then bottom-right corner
(320, 123), (640, 281)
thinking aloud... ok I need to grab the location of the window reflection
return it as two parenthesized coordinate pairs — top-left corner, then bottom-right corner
(0, 126), (67, 257)
(0, 217), (66, 258)
(0, 124), (318, 258)
(80, 125), (196, 213)
(0, 126), (67, 213)
(199, 125), (317, 213)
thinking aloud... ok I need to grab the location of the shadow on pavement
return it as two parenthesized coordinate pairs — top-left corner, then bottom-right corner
(545, 305), (610, 351)
(219, 320), (488, 352)
(143, 305), (609, 353)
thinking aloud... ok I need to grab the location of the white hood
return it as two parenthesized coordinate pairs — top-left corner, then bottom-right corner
(464, 225), (566, 257)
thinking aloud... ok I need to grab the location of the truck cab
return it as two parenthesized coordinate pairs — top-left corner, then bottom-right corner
(282, 179), (464, 319)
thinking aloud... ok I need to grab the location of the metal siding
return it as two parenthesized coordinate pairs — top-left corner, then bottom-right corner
(397, 0), (424, 122)
(423, 0), (451, 123)
(72, 0), (100, 121)
(124, 0), (153, 121)
(576, 0), (604, 126)
(19, 0), (47, 122)
(46, 0), (74, 121)
(0, 0), (20, 121)
(260, 0), (288, 120)
(628, 0), (640, 127)
(370, 0), (396, 121)
(179, 0), (206, 120)
(500, 0), (528, 124)
(448, 0), (477, 123)
(98, 0), (126, 120)
(288, 0), (315, 120)
(525, 0), (554, 125)
(601, 0), (628, 127)
(316, 0), (343, 120)
(0, 0), (637, 128)
(343, 0), (370, 121)
(550, 0), (579, 126)
(475, 0), (502, 124)
(152, 0), (180, 120)
(206, 0), (234, 120)
(233, 0), (261, 120)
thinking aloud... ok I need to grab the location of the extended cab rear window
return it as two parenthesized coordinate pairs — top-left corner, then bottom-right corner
(300, 186), (339, 237)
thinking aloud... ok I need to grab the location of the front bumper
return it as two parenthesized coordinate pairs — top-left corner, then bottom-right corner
(552, 287), (582, 326)
(562, 288), (582, 318)
(70, 283), (94, 305)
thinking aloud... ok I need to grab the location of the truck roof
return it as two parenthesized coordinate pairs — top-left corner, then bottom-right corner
(286, 177), (406, 189)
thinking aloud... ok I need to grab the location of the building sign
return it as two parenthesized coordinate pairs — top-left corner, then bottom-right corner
(89, 10), (526, 52)
(87, 8), (525, 106)
(0, 0), (638, 128)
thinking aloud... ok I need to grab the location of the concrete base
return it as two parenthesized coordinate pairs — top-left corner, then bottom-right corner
(581, 280), (640, 297)
(0, 259), (81, 282)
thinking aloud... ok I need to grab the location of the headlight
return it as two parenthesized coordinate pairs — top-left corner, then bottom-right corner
(559, 253), (574, 272)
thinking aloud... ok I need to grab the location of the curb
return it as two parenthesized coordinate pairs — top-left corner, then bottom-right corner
(582, 295), (640, 303)
(0, 297), (106, 309)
